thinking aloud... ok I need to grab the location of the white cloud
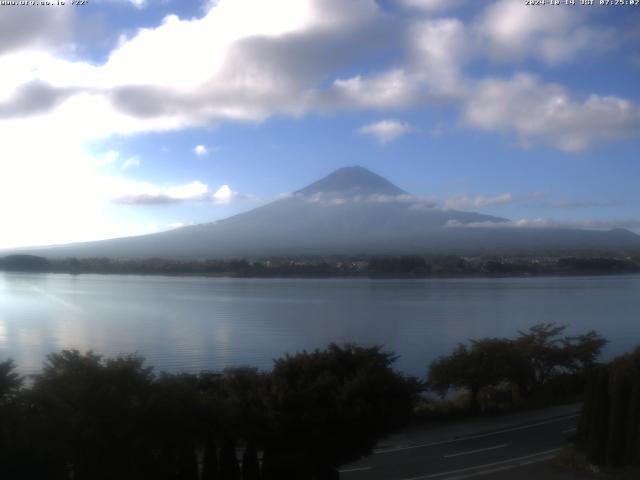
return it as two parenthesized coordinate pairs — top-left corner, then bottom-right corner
(325, 69), (419, 110)
(408, 18), (469, 98)
(407, 198), (439, 211)
(94, 149), (121, 168)
(0, 9), (72, 57)
(111, 180), (209, 205)
(0, 0), (388, 138)
(194, 144), (208, 156)
(167, 181), (209, 200)
(475, 0), (611, 65)
(325, 17), (470, 110)
(1, 0), (637, 153)
(121, 156), (141, 169)
(286, 191), (434, 208)
(213, 184), (235, 204)
(127, 0), (147, 8)
(168, 222), (187, 230)
(475, 193), (513, 208)
(462, 74), (640, 152)
(110, 180), (241, 206)
(398, 0), (467, 12)
(358, 119), (414, 144)
(511, 218), (640, 230)
(445, 193), (513, 210)
(445, 219), (505, 228)
(446, 217), (640, 231)
(105, 0), (149, 7)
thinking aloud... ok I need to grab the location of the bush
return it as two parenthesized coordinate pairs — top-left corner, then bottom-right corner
(0, 344), (419, 480)
(576, 346), (640, 468)
(427, 323), (607, 411)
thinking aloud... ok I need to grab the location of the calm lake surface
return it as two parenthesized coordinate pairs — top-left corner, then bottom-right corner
(1, 272), (639, 376)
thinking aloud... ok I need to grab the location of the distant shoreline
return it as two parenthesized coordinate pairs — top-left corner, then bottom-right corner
(3, 272), (639, 282)
(2, 252), (639, 281)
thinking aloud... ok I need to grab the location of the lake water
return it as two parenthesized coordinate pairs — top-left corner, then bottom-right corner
(1, 272), (639, 377)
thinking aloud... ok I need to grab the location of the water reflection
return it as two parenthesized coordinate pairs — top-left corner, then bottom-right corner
(1, 272), (639, 376)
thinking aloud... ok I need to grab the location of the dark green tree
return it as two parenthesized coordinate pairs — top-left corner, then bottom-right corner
(0, 359), (28, 479)
(266, 343), (421, 478)
(241, 441), (261, 480)
(219, 439), (241, 480)
(0, 359), (22, 401)
(428, 338), (522, 412)
(625, 380), (640, 466)
(148, 373), (203, 479)
(577, 347), (640, 467)
(202, 435), (220, 480)
(514, 323), (606, 397)
(582, 366), (610, 466)
(606, 370), (633, 466)
(29, 350), (157, 480)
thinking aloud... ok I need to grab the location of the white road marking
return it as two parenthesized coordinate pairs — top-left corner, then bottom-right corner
(443, 444), (507, 459)
(338, 466), (372, 473)
(400, 448), (561, 480)
(434, 451), (559, 480)
(374, 414), (579, 454)
(562, 427), (577, 433)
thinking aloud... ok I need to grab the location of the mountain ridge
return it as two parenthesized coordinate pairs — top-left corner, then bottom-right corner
(4, 166), (640, 259)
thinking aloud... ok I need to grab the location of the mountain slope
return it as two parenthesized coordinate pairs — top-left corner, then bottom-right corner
(10, 166), (640, 259)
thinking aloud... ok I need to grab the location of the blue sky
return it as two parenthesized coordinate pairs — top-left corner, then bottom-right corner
(0, 0), (638, 248)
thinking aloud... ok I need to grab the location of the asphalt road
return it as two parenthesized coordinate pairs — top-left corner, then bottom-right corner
(339, 411), (580, 480)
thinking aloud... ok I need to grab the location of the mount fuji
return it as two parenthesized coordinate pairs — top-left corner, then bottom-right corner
(11, 166), (640, 259)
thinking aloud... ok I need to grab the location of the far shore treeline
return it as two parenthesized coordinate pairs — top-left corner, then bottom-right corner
(1, 323), (628, 480)
(1, 253), (640, 278)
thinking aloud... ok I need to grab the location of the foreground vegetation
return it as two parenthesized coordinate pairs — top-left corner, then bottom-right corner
(0, 344), (420, 480)
(0, 323), (612, 479)
(426, 323), (607, 413)
(1, 253), (639, 278)
(575, 346), (640, 469)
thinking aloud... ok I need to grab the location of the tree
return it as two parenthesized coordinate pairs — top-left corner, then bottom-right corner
(241, 442), (261, 480)
(428, 324), (607, 409)
(202, 435), (220, 480)
(198, 367), (269, 480)
(0, 359), (22, 402)
(0, 254), (49, 272)
(219, 439), (240, 480)
(29, 350), (157, 480)
(625, 379), (640, 466)
(576, 346), (640, 467)
(514, 323), (607, 397)
(148, 372), (203, 479)
(428, 339), (522, 412)
(605, 369), (632, 466)
(0, 359), (28, 479)
(0, 345), (421, 480)
(563, 330), (608, 372)
(266, 343), (421, 478)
